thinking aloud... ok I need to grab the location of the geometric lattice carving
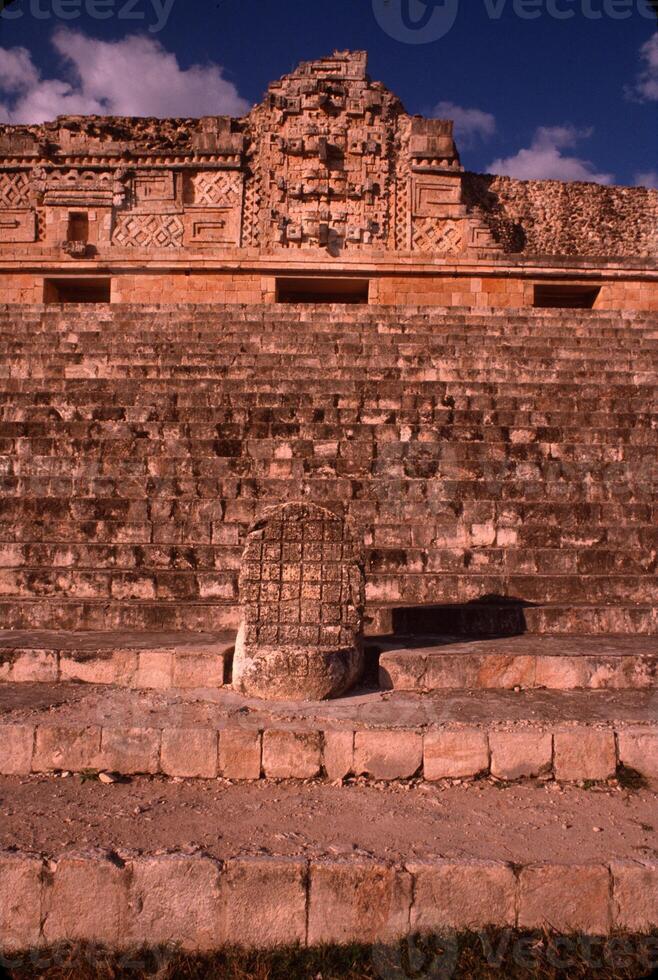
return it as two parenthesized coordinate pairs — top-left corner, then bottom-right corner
(412, 218), (464, 255)
(191, 171), (242, 207)
(233, 502), (365, 700)
(0, 172), (31, 208)
(112, 214), (184, 248)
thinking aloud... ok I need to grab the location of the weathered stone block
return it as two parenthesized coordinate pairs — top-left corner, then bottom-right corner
(161, 728), (217, 778)
(424, 729), (489, 780)
(518, 864), (611, 934)
(617, 729), (658, 779)
(612, 860), (658, 932)
(32, 725), (100, 772)
(323, 730), (354, 779)
(218, 729), (261, 779)
(43, 851), (128, 944)
(353, 730), (422, 780)
(0, 724), (34, 775)
(308, 861), (412, 944)
(135, 650), (173, 689)
(409, 860), (517, 930)
(553, 729), (616, 781)
(98, 727), (160, 775)
(128, 855), (221, 950)
(0, 853), (43, 950)
(10, 650), (58, 683)
(490, 731), (552, 780)
(219, 857), (307, 947)
(262, 730), (321, 779)
(173, 651), (226, 689)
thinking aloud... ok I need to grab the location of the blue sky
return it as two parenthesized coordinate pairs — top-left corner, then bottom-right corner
(0, 0), (656, 186)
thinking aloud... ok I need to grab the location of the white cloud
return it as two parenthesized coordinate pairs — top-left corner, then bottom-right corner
(635, 170), (658, 189)
(630, 33), (658, 101)
(0, 29), (250, 123)
(432, 100), (496, 146)
(488, 125), (614, 184)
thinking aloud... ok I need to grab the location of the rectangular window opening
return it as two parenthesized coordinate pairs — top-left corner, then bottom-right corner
(276, 277), (370, 304)
(43, 278), (111, 304)
(533, 284), (601, 309)
(67, 212), (89, 243)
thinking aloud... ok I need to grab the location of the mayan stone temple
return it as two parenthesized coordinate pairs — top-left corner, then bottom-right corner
(0, 50), (657, 955)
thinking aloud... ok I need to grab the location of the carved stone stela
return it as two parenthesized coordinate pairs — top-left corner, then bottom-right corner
(0, 50), (502, 256)
(232, 503), (365, 700)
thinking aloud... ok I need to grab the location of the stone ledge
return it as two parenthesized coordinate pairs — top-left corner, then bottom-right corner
(0, 720), (653, 783)
(1, 850), (656, 950)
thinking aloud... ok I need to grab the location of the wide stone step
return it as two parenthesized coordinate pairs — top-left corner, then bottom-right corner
(0, 599), (655, 634)
(377, 635), (658, 691)
(0, 681), (656, 785)
(0, 568), (654, 606)
(373, 602), (658, 635)
(0, 630), (233, 687)
(0, 543), (654, 574)
(1, 779), (656, 947)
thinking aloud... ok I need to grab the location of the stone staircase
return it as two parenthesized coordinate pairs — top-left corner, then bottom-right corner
(0, 303), (655, 638)
(1, 302), (657, 950)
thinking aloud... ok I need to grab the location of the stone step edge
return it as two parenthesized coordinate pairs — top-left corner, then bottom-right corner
(378, 650), (658, 692)
(0, 644), (232, 688)
(3, 644), (658, 692)
(1, 848), (656, 949)
(1, 722), (656, 783)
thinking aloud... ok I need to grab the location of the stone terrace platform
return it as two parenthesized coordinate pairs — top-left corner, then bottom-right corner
(1, 680), (656, 784)
(2, 630), (656, 692)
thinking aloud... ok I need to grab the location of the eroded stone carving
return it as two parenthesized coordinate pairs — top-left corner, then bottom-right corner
(233, 502), (365, 701)
(0, 51), (655, 258)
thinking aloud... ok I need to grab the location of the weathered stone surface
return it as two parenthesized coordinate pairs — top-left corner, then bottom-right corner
(617, 728), (658, 779)
(32, 725), (100, 772)
(322, 730), (354, 779)
(233, 503), (365, 701)
(219, 857), (307, 947)
(424, 730), (489, 780)
(262, 730), (322, 779)
(128, 855), (221, 950)
(98, 727), (160, 775)
(0, 853), (43, 950)
(518, 864), (611, 934)
(409, 860), (517, 930)
(160, 728), (218, 778)
(353, 730), (422, 780)
(0, 724), (34, 775)
(553, 729), (616, 781)
(218, 729), (262, 779)
(611, 860), (658, 932)
(490, 731), (552, 780)
(308, 861), (412, 944)
(135, 650), (174, 689)
(43, 850), (127, 944)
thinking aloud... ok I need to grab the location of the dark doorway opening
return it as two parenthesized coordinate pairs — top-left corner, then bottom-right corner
(533, 283), (600, 309)
(43, 278), (111, 304)
(276, 277), (369, 304)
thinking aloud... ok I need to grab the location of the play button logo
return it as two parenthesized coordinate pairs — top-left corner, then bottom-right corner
(372, 0), (460, 44)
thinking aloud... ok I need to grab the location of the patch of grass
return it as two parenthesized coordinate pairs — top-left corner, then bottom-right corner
(1, 930), (657, 980)
(79, 769), (99, 784)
